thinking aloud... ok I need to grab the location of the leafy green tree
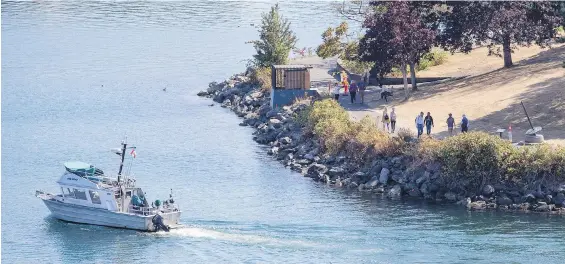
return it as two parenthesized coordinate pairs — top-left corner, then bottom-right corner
(249, 4), (297, 67)
(439, 1), (563, 68)
(316, 22), (374, 76)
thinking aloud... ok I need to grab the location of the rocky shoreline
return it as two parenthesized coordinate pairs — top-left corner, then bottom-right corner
(198, 71), (565, 214)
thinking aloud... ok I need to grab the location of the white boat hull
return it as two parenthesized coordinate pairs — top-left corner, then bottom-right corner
(41, 198), (181, 231)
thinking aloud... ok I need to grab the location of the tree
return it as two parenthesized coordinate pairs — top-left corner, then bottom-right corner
(439, 1), (563, 68)
(249, 4), (297, 67)
(359, 1), (436, 98)
(316, 22), (374, 76)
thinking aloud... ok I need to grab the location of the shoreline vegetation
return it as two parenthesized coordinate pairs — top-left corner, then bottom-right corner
(198, 2), (565, 214)
(197, 72), (565, 214)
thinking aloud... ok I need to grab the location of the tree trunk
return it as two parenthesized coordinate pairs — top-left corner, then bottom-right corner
(502, 35), (513, 68)
(409, 61), (417, 91)
(401, 62), (409, 99)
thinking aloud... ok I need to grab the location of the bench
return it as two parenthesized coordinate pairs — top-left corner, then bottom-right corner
(495, 128), (506, 138)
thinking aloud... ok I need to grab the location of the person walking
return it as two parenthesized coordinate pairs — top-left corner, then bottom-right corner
(415, 112), (424, 138)
(349, 80), (358, 104)
(358, 80), (366, 104)
(446, 113), (455, 136)
(390, 107), (397, 133)
(461, 114), (469, 133)
(333, 82), (341, 101)
(424, 112), (434, 136)
(382, 108), (391, 132)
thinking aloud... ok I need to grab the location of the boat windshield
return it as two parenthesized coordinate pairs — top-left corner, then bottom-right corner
(64, 161), (105, 177)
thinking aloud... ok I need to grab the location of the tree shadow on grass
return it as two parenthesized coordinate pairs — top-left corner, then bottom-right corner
(406, 45), (565, 103)
(469, 76), (565, 143)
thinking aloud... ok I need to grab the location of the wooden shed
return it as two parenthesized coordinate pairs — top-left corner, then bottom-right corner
(270, 65), (317, 108)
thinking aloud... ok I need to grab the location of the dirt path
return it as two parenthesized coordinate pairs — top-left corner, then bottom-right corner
(294, 44), (565, 145)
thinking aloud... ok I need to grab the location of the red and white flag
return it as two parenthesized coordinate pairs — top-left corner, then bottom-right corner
(130, 148), (137, 158)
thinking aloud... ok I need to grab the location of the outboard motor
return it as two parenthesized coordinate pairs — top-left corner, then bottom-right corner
(152, 214), (170, 232)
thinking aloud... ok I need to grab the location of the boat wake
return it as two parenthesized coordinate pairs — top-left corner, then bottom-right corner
(151, 226), (322, 248)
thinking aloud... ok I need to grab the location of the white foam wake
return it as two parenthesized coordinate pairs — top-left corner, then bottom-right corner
(153, 226), (321, 248)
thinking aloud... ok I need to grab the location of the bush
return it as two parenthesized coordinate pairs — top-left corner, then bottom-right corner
(307, 100), (399, 160)
(416, 50), (449, 71)
(397, 128), (415, 142)
(308, 99), (352, 154)
(503, 144), (565, 184)
(250, 67), (272, 91)
(438, 132), (513, 191)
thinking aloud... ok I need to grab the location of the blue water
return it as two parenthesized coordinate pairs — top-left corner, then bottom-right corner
(2, 1), (564, 263)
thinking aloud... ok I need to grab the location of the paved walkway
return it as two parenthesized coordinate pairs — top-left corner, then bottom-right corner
(293, 55), (400, 135)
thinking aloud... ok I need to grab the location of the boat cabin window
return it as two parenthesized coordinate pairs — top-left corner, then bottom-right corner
(89, 190), (102, 204)
(63, 188), (75, 198)
(73, 188), (88, 200)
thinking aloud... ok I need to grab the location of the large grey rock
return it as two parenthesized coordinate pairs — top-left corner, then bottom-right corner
(387, 185), (402, 197)
(496, 195), (513, 206)
(307, 163), (328, 175)
(379, 168), (390, 184)
(420, 182), (430, 195)
(553, 193), (565, 206)
(445, 192), (458, 201)
(267, 147), (279, 155)
(304, 153), (315, 161)
(468, 201), (487, 210)
(366, 176), (379, 188)
(534, 203), (550, 212)
(269, 118), (282, 128)
(407, 188), (421, 197)
(328, 167), (345, 177)
(374, 186), (385, 193)
(266, 109), (280, 118)
(415, 173), (428, 187)
(280, 137), (292, 145)
(296, 159), (312, 165)
(482, 185), (495, 196)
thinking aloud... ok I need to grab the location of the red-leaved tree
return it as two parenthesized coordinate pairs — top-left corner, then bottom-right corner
(359, 1), (436, 98)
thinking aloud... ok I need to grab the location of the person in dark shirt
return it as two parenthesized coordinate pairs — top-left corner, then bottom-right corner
(424, 112), (434, 135)
(349, 80), (358, 104)
(461, 114), (469, 133)
(446, 113), (455, 136)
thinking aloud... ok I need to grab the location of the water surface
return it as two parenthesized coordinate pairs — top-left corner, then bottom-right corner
(2, 1), (564, 263)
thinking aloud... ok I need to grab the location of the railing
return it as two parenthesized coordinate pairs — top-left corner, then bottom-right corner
(127, 203), (180, 216)
(78, 173), (136, 188)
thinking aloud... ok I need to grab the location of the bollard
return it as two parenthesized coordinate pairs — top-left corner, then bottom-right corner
(508, 124), (512, 142)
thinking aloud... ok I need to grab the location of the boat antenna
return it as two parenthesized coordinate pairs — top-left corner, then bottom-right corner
(117, 136), (127, 182)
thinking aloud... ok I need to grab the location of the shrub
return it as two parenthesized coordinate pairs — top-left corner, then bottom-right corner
(250, 67), (272, 91)
(503, 144), (565, 185)
(437, 132), (514, 191)
(397, 128), (415, 142)
(416, 50), (449, 71)
(308, 99), (352, 154)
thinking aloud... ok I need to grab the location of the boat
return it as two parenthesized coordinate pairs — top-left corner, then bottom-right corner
(36, 137), (181, 232)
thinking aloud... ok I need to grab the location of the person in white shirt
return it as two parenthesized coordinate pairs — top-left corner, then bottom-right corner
(415, 112), (425, 138)
(333, 82), (341, 101)
(390, 107), (397, 133)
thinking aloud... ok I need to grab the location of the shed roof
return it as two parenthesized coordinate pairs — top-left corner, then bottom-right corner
(272, 64), (312, 69)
